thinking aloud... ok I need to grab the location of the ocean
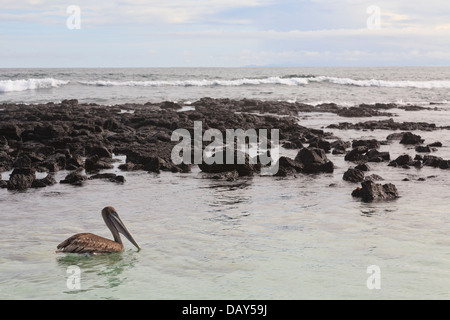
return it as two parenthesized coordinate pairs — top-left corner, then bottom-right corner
(1, 67), (449, 106)
(1, 67), (450, 300)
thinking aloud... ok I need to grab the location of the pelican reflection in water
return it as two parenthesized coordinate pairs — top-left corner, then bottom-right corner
(57, 206), (140, 254)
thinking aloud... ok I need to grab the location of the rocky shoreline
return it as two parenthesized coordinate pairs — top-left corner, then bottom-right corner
(0, 98), (448, 202)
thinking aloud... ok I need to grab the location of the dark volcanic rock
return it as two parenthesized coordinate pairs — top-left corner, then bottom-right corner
(366, 149), (390, 162)
(328, 119), (442, 131)
(66, 155), (84, 170)
(32, 124), (66, 141)
(352, 139), (380, 150)
(0, 124), (22, 141)
(118, 162), (143, 171)
(60, 170), (88, 186)
(422, 155), (444, 168)
(386, 132), (405, 141)
(31, 174), (57, 188)
(282, 138), (304, 149)
(61, 99), (79, 107)
(331, 140), (351, 150)
(274, 156), (303, 177)
(7, 168), (36, 191)
(86, 144), (112, 159)
(89, 173), (126, 183)
(85, 155), (114, 173)
(428, 141), (443, 147)
(343, 168), (365, 183)
(308, 138), (331, 153)
(389, 154), (413, 167)
(364, 174), (384, 181)
(199, 150), (256, 177)
(209, 170), (240, 181)
(0, 136), (9, 148)
(160, 101), (182, 110)
(344, 146), (368, 163)
(438, 160), (450, 169)
(42, 154), (66, 172)
(0, 151), (13, 172)
(352, 180), (399, 202)
(332, 148), (346, 155)
(0, 98), (376, 187)
(294, 148), (334, 173)
(331, 140), (350, 155)
(171, 163), (192, 173)
(415, 145), (435, 153)
(400, 132), (423, 145)
(282, 141), (300, 149)
(355, 163), (371, 171)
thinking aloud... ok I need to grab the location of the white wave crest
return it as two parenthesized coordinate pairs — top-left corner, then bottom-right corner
(78, 76), (309, 87)
(77, 76), (450, 89)
(0, 78), (70, 93)
(310, 76), (450, 88)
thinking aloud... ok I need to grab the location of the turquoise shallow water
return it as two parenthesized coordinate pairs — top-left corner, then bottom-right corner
(1, 67), (450, 299)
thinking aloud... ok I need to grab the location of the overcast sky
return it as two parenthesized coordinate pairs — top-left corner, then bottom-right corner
(1, 0), (449, 67)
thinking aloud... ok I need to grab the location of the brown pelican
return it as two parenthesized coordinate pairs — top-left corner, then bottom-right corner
(56, 206), (140, 254)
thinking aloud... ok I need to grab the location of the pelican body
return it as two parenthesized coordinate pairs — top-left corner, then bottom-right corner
(57, 206), (140, 254)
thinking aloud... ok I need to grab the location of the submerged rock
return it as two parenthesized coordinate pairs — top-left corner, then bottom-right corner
(355, 163), (371, 171)
(274, 156), (303, 177)
(308, 138), (331, 153)
(31, 174), (57, 188)
(60, 170), (87, 186)
(415, 145), (433, 153)
(364, 174), (384, 182)
(400, 132), (423, 145)
(366, 149), (390, 162)
(209, 170), (240, 181)
(89, 173), (126, 183)
(282, 138), (304, 149)
(7, 168), (36, 191)
(389, 154), (413, 167)
(85, 155), (114, 173)
(344, 146), (368, 163)
(352, 139), (380, 150)
(352, 180), (399, 202)
(294, 148), (334, 173)
(198, 150), (256, 177)
(343, 168), (365, 183)
(331, 140), (351, 155)
(428, 141), (443, 147)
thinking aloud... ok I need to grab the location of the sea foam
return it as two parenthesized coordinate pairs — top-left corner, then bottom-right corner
(77, 76), (309, 87)
(0, 78), (70, 93)
(77, 76), (450, 89)
(310, 76), (450, 88)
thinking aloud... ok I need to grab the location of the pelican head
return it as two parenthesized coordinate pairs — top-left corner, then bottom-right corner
(102, 206), (140, 251)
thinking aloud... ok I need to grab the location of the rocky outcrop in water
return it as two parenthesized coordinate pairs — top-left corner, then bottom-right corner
(343, 168), (365, 183)
(328, 119), (449, 131)
(294, 148), (334, 174)
(0, 99), (340, 190)
(352, 180), (399, 202)
(344, 145), (390, 164)
(400, 132), (424, 145)
(0, 98), (444, 203)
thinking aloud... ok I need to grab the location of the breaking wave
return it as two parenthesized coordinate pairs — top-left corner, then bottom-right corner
(2, 76), (449, 92)
(77, 76), (450, 89)
(310, 76), (450, 88)
(77, 77), (310, 87)
(0, 78), (70, 93)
